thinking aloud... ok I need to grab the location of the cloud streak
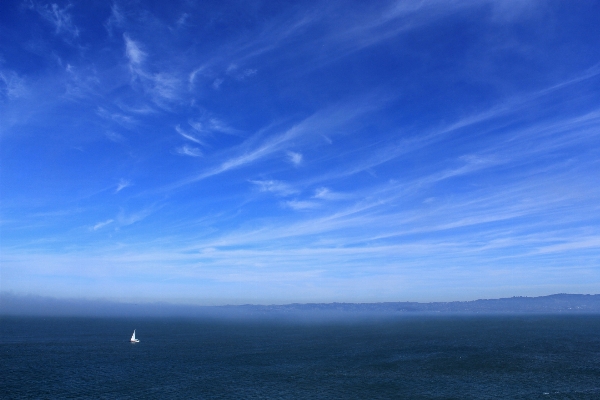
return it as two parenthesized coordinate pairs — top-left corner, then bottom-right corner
(29, 2), (80, 38)
(92, 219), (114, 231)
(176, 125), (204, 145)
(176, 145), (202, 157)
(115, 179), (131, 193)
(250, 180), (298, 197)
(122, 34), (182, 107)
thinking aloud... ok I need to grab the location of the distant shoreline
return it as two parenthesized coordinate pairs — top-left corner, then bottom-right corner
(2, 293), (599, 317)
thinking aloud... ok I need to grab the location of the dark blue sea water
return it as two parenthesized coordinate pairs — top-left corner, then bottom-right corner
(2, 315), (599, 399)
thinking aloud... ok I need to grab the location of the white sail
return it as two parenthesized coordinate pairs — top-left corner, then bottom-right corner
(130, 330), (139, 342)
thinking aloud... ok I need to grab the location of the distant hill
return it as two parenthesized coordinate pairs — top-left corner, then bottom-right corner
(2, 293), (600, 317)
(243, 293), (600, 314)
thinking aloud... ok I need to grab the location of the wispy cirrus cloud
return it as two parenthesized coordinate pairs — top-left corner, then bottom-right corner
(284, 200), (320, 211)
(250, 179), (298, 197)
(115, 179), (131, 193)
(174, 12), (190, 29)
(188, 65), (207, 88)
(96, 107), (137, 128)
(535, 236), (600, 255)
(179, 118), (244, 145)
(0, 70), (28, 100)
(184, 1), (436, 92)
(116, 205), (159, 227)
(201, 118), (243, 136)
(124, 34), (146, 67)
(225, 64), (257, 81)
(176, 145), (202, 157)
(122, 34), (182, 107)
(92, 219), (114, 231)
(184, 126), (599, 253)
(104, 3), (125, 35)
(63, 64), (101, 99)
(170, 95), (387, 188)
(104, 130), (126, 143)
(212, 78), (223, 90)
(198, 0), (494, 82)
(313, 187), (347, 201)
(303, 71), (600, 189)
(287, 151), (302, 166)
(29, 1), (80, 38)
(150, 73), (179, 102)
(175, 125), (204, 145)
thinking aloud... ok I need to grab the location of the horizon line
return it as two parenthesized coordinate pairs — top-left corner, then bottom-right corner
(2, 292), (599, 318)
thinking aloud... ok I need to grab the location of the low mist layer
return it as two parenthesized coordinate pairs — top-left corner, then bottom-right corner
(2, 293), (599, 319)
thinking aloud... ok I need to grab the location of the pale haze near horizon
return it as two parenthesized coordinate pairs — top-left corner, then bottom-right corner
(1, 0), (600, 305)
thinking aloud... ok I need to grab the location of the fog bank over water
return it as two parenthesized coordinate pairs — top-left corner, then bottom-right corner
(2, 293), (599, 319)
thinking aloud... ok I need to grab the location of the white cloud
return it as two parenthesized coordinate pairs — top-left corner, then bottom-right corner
(116, 103), (155, 115)
(207, 118), (242, 135)
(92, 219), (114, 231)
(165, 97), (384, 189)
(176, 125), (204, 145)
(212, 78), (224, 89)
(30, 2), (79, 38)
(105, 130), (126, 143)
(287, 151), (303, 166)
(313, 187), (347, 200)
(284, 200), (320, 210)
(250, 180), (298, 197)
(240, 69), (257, 79)
(0, 70), (27, 99)
(176, 13), (189, 28)
(122, 35), (182, 106)
(63, 64), (102, 99)
(235, 69), (257, 80)
(104, 3), (125, 35)
(116, 207), (156, 227)
(225, 64), (256, 80)
(151, 73), (179, 101)
(124, 34), (146, 66)
(176, 145), (202, 157)
(488, 0), (541, 22)
(188, 121), (206, 133)
(97, 107), (137, 127)
(115, 179), (131, 193)
(187, 118), (242, 137)
(226, 64), (238, 74)
(535, 236), (600, 254)
(188, 65), (207, 87)
(313, 187), (330, 199)
(211, 1), (474, 78)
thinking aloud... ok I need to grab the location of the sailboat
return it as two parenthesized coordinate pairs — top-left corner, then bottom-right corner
(130, 330), (140, 343)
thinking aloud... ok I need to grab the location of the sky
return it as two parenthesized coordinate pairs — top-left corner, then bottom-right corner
(1, 0), (600, 305)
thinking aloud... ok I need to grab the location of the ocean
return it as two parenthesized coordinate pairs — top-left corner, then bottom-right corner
(1, 315), (599, 399)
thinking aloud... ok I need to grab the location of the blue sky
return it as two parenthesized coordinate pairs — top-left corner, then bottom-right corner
(1, 0), (600, 305)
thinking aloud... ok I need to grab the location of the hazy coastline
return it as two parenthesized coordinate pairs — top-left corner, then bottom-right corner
(2, 293), (599, 318)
